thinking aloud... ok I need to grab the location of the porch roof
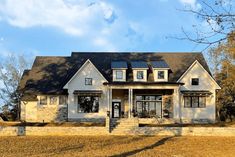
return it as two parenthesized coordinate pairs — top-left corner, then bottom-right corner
(181, 90), (212, 96)
(103, 82), (184, 86)
(73, 90), (103, 96)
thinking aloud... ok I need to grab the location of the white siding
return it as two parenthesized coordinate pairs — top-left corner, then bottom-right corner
(178, 61), (218, 121)
(66, 61), (108, 119)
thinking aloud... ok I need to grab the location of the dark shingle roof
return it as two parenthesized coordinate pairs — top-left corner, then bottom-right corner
(131, 61), (148, 69)
(111, 61), (127, 69)
(19, 52), (211, 97)
(151, 60), (169, 68)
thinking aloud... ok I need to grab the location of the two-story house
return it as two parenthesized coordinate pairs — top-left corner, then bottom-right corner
(19, 52), (220, 123)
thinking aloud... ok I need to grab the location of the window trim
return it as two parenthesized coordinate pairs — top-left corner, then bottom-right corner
(191, 78), (199, 86)
(116, 70), (123, 79)
(85, 78), (92, 85)
(184, 96), (206, 108)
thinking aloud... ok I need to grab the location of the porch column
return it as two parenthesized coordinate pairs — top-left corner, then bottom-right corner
(173, 87), (180, 121)
(128, 88), (133, 118)
(109, 88), (112, 116)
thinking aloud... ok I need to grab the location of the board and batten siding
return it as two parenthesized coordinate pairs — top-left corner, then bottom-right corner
(178, 61), (220, 122)
(65, 60), (108, 120)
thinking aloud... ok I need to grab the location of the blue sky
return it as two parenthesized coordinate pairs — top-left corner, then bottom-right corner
(0, 0), (215, 58)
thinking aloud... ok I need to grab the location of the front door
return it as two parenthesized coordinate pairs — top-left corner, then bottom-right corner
(112, 102), (121, 118)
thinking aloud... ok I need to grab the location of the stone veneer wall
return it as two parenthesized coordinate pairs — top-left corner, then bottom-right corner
(67, 118), (105, 123)
(1, 126), (235, 136)
(25, 127), (108, 136)
(37, 106), (68, 122)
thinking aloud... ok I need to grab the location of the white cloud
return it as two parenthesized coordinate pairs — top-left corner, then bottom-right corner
(0, 0), (117, 36)
(179, 0), (201, 10)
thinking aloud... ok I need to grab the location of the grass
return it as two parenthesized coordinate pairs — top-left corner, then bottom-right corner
(0, 136), (234, 157)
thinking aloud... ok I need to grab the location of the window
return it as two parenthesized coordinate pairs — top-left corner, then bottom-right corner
(77, 96), (99, 113)
(184, 96), (191, 108)
(158, 71), (165, 79)
(49, 96), (57, 105)
(192, 78), (199, 85)
(184, 96), (206, 108)
(116, 70), (123, 79)
(59, 96), (67, 105)
(39, 96), (47, 105)
(85, 78), (92, 85)
(135, 95), (162, 118)
(137, 71), (144, 79)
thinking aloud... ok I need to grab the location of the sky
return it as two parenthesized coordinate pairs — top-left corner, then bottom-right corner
(0, 0), (212, 59)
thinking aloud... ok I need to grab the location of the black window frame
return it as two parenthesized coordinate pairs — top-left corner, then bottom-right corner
(39, 96), (47, 105)
(116, 70), (123, 79)
(85, 78), (92, 85)
(77, 96), (99, 113)
(49, 96), (57, 105)
(59, 96), (67, 105)
(184, 96), (206, 108)
(137, 71), (144, 79)
(157, 70), (165, 79)
(191, 78), (199, 85)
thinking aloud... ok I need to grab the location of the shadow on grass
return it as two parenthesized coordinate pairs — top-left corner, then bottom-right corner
(109, 136), (174, 157)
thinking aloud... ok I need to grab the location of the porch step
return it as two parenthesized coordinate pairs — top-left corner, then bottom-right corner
(110, 118), (139, 133)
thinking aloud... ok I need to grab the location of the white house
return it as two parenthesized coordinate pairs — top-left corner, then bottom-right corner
(19, 52), (220, 123)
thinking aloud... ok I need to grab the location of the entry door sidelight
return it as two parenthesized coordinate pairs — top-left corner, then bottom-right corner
(112, 102), (121, 118)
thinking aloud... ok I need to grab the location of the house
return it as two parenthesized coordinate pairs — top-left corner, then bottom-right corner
(18, 52), (221, 123)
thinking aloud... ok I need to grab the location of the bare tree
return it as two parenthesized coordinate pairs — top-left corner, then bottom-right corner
(0, 54), (30, 121)
(178, 0), (235, 50)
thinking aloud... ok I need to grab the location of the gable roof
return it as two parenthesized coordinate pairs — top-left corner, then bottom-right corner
(19, 52), (211, 96)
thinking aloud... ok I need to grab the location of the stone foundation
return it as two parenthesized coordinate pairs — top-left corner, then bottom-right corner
(68, 118), (105, 123)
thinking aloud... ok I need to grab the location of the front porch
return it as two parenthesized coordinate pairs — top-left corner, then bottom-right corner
(106, 84), (181, 121)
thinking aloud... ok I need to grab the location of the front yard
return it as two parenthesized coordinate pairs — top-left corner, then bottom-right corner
(0, 136), (235, 157)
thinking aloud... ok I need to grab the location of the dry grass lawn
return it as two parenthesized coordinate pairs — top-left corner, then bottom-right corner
(0, 136), (235, 157)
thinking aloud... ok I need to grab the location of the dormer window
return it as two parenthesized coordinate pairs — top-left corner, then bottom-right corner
(131, 61), (148, 82)
(111, 61), (127, 82)
(116, 70), (123, 79)
(137, 71), (144, 79)
(151, 60), (170, 82)
(157, 71), (165, 79)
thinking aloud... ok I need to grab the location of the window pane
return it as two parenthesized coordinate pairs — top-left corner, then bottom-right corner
(158, 71), (165, 79)
(155, 96), (162, 101)
(59, 96), (67, 105)
(137, 71), (144, 79)
(40, 96), (47, 105)
(116, 70), (123, 79)
(192, 97), (199, 108)
(184, 96), (191, 108)
(136, 102), (143, 113)
(49, 96), (57, 105)
(85, 78), (92, 85)
(192, 78), (199, 85)
(78, 96), (99, 113)
(136, 96), (143, 101)
(199, 97), (206, 108)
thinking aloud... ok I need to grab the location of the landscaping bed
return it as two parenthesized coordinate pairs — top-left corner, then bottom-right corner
(0, 121), (105, 127)
(139, 121), (235, 127)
